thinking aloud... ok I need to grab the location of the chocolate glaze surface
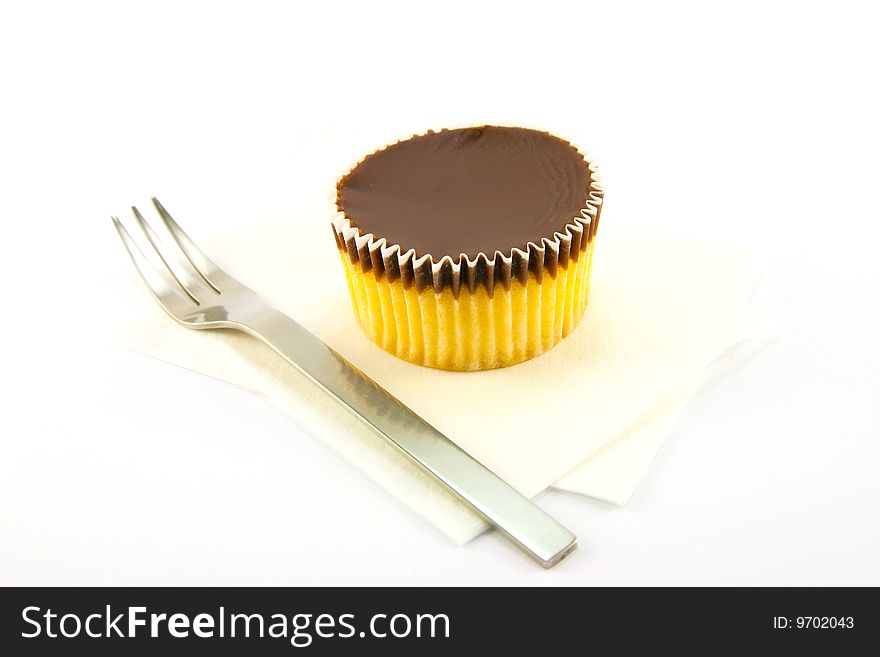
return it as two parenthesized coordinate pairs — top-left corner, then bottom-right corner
(337, 126), (594, 262)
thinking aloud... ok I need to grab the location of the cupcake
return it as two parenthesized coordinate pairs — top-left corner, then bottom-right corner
(332, 125), (603, 371)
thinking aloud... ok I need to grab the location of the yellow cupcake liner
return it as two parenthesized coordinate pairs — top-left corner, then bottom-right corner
(335, 238), (597, 370)
(331, 128), (603, 371)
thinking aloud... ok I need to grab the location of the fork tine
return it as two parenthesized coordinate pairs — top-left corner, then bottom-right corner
(112, 217), (194, 316)
(131, 205), (202, 304)
(151, 197), (221, 292)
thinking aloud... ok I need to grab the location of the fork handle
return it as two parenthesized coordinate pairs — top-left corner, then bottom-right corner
(241, 309), (577, 568)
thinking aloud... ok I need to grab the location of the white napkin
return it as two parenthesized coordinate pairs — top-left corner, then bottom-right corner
(554, 310), (774, 504)
(114, 208), (768, 545)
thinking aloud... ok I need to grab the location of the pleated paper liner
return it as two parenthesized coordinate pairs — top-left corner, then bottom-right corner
(332, 133), (604, 371)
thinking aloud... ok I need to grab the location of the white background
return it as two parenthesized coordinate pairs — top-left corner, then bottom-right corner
(1, 0), (878, 585)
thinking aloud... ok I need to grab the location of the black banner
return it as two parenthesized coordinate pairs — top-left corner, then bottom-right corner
(0, 587), (874, 654)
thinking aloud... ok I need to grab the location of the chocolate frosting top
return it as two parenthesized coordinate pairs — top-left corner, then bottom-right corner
(336, 126), (593, 261)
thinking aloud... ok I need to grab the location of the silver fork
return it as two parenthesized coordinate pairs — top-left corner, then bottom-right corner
(112, 198), (578, 568)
